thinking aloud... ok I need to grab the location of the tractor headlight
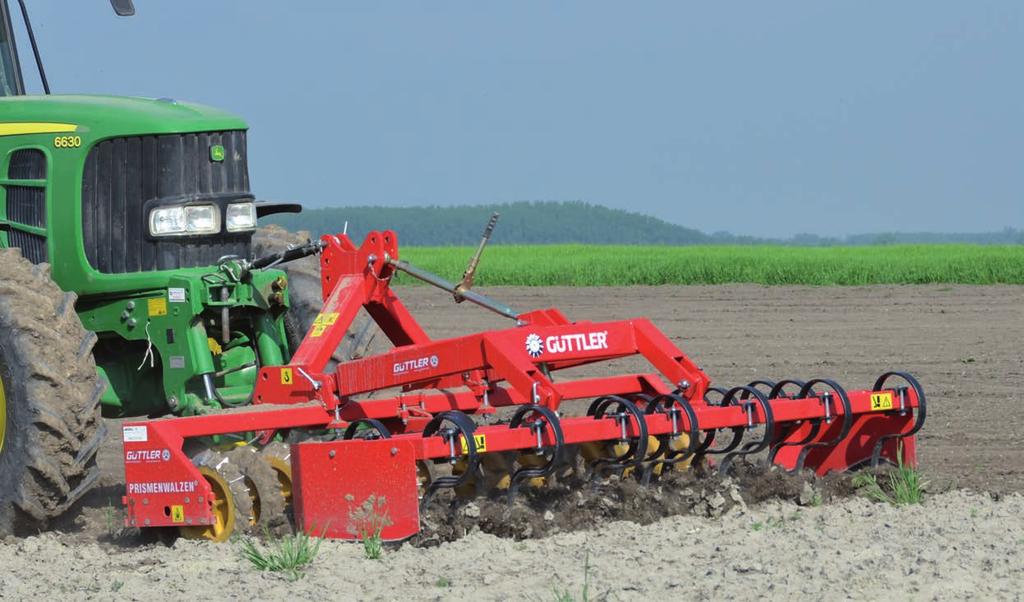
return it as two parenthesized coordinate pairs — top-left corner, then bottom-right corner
(148, 204), (221, 236)
(225, 202), (257, 232)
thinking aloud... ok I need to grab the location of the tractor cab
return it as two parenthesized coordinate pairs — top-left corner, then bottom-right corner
(0, 1), (24, 96)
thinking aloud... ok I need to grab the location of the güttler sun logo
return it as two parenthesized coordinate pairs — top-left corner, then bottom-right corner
(525, 333), (544, 358)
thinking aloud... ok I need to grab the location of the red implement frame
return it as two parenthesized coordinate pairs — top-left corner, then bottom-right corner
(122, 231), (926, 540)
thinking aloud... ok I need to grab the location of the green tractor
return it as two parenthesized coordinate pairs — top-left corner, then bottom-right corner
(0, 1), (327, 537)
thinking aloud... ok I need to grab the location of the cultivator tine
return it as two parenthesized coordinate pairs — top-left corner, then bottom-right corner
(586, 396), (649, 480)
(789, 379), (853, 472)
(746, 379), (777, 395)
(505, 405), (565, 501)
(342, 418), (393, 440)
(420, 411), (480, 507)
(767, 378), (806, 399)
(764, 378), (822, 465)
(638, 393), (701, 484)
(692, 387), (744, 468)
(717, 386), (776, 474)
(868, 372), (927, 468)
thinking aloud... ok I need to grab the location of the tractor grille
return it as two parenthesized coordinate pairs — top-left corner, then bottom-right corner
(81, 131), (253, 274)
(4, 149), (47, 263)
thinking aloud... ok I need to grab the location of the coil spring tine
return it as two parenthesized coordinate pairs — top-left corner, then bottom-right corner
(792, 379), (853, 473)
(703, 387), (747, 458)
(419, 411), (480, 507)
(719, 386), (775, 474)
(747, 379), (777, 395)
(628, 394), (670, 483)
(648, 392), (701, 476)
(868, 371), (927, 468)
(506, 404), (565, 502)
(768, 379), (806, 400)
(588, 396), (648, 480)
(342, 418), (393, 441)
(765, 378), (820, 467)
(768, 419), (823, 466)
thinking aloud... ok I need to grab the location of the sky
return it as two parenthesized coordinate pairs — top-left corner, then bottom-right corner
(10, 1), (1023, 236)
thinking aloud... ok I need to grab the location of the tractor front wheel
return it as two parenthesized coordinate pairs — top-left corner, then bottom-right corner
(0, 250), (105, 535)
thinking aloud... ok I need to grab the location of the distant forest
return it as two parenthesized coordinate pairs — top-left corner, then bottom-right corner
(266, 201), (1024, 246)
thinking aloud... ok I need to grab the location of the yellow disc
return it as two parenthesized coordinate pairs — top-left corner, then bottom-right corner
(179, 466), (237, 542)
(0, 374), (6, 454)
(515, 452), (549, 488)
(266, 455), (293, 506)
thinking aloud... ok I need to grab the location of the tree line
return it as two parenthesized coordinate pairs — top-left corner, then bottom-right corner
(266, 201), (1023, 246)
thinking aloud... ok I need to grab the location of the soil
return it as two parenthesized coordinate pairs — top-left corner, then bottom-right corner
(2, 491), (1020, 600)
(6, 284), (1023, 599)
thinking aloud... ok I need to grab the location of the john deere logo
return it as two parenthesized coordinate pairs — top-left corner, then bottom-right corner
(210, 144), (225, 162)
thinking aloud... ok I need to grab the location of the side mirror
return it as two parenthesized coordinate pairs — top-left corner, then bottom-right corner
(110, 0), (135, 16)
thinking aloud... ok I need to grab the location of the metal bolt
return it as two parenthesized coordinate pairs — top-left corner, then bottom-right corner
(144, 519), (150, 526)
(127, 318), (137, 328)
(142, 498), (148, 505)
(390, 447), (398, 456)
(183, 496), (190, 504)
(678, 380), (691, 390)
(126, 300), (135, 310)
(198, 496), (204, 503)
(328, 450), (336, 458)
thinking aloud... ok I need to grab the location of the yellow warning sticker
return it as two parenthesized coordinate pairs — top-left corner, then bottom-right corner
(147, 297), (168, 317)
(459, 434), (487, 454)
(870, 392), (894, 411)
(170, 505), (185, 524)
(309, 312), (340, 337)
(280, 368), (294, 386)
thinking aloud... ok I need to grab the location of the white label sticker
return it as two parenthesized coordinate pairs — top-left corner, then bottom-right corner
(168, 288), (187, 302)
(123, 425), (148, 443)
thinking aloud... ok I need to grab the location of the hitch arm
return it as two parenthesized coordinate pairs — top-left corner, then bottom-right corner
(455, 212), (499, 302)
(250, 239), (326, 270)
(386, 257), (520, 321)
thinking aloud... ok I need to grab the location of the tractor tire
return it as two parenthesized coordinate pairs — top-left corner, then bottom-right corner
(253, 225), (374, 363)
(0, 249), (106, 536)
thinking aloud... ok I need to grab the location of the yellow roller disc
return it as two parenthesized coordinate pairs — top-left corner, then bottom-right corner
(259, 442), (294, 507)
(267, 456), (293, 506)
(180, 466), (237, 543)
(514, 453), (549, 488)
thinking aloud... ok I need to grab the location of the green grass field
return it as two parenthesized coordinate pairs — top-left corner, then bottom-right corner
(395, 245), (1024, 286)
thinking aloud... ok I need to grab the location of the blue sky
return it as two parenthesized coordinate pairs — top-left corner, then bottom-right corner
(12, 1), (1023, 236)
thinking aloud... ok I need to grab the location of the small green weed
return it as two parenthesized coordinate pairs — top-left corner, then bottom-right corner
(240, 529), (323, 581)
(752, 516), (789, 531)
(852, 446), (927, 506)
(346, 495), (392, 560)
(435, 576), (451, 588)
(104, 500), (119, 538)
(550, 551), (597, 602)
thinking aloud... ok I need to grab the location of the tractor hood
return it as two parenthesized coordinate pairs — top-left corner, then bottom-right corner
(0, 94), (248, 138)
